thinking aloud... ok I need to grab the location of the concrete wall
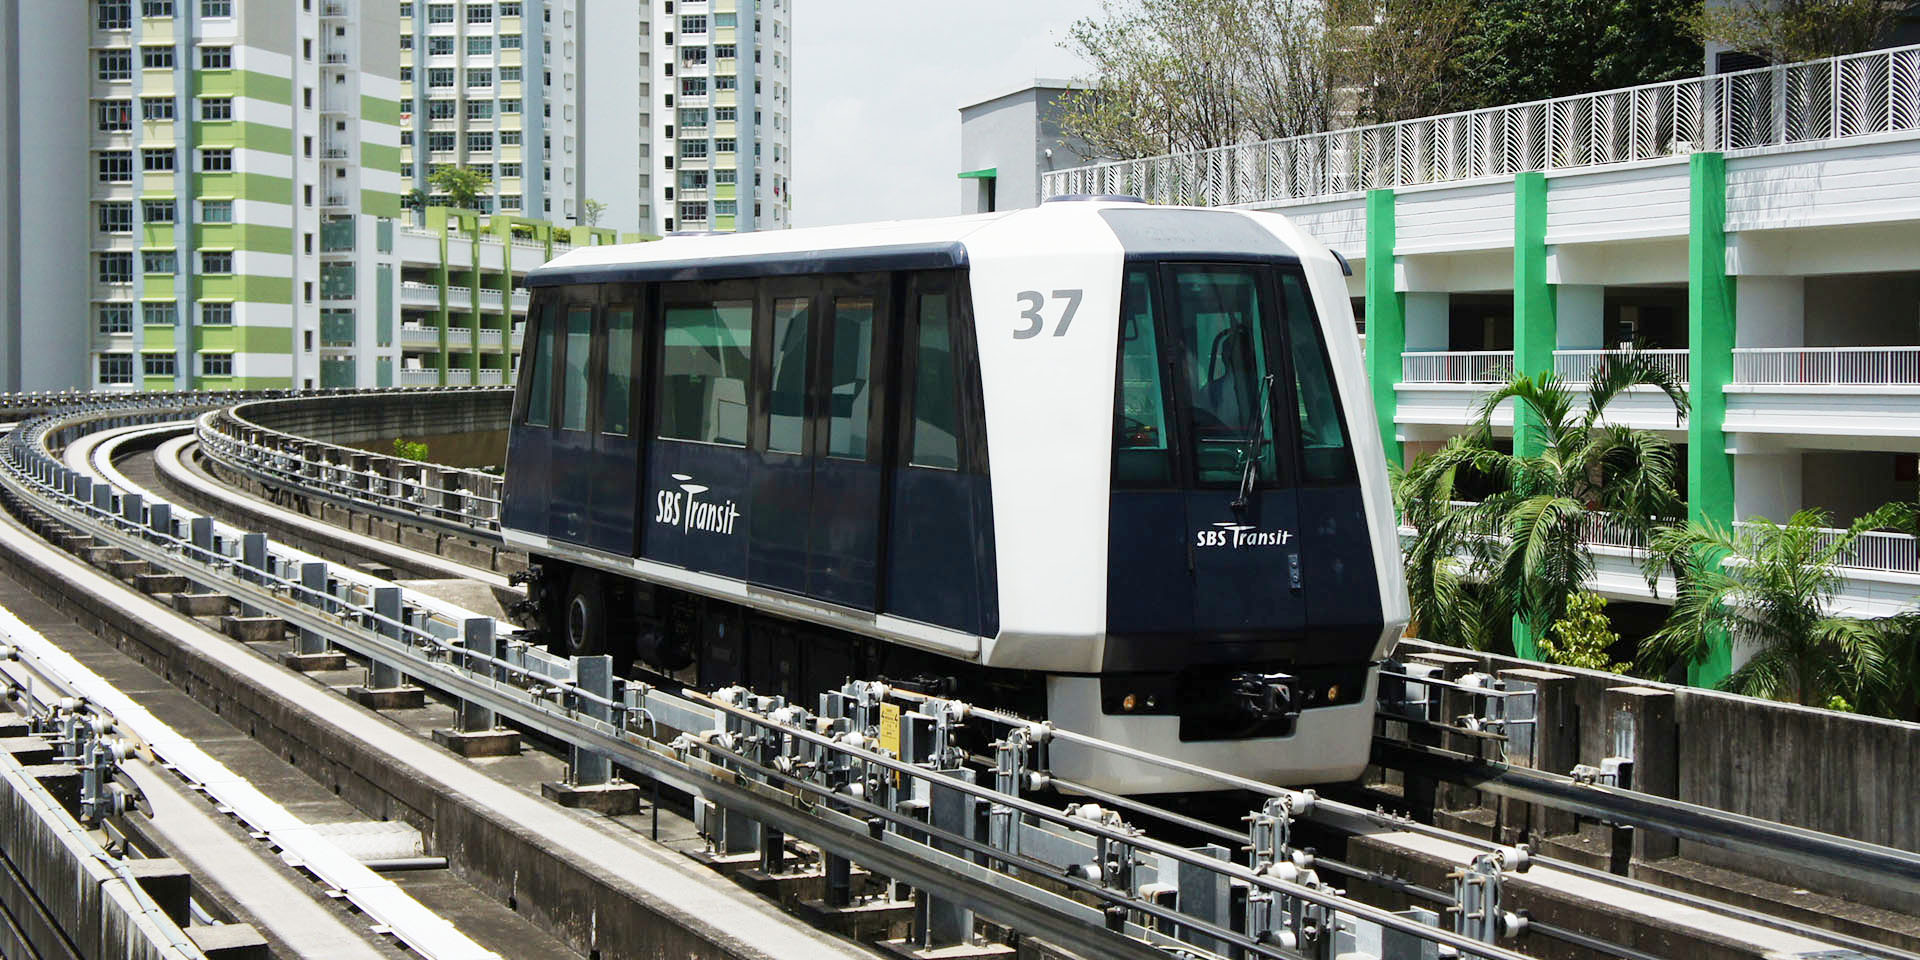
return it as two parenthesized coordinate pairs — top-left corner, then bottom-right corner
(234, 389), (513, 450)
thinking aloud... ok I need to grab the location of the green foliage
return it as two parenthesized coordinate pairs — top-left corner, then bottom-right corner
(1397, 351), (1688, 653)
(581, 197), (607, 227)
(1446, 0), (1702, 111)
(1642, 505), (1912, 715)
(1690, 0), (1918, 63)
(427, 166), (492, 211)
(392, 437), (430, 462)
(1540, 592), (1631, 673)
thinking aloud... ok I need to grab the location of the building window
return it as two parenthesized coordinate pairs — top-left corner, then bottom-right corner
(500, 98), (521, 115)
(498, 162), (521, 178)
(500, 33), (521, 49)
(714, 168), (737, 185)
(99, 202), (133, 234)
(714, 200), (736, 216)
(499, 65), (521, 82)
(400, 34), (413, 49)
(466, 2), (492, 23)
(97, 100), (133, 132)
(679, 140), (707, 159)
(140, 45), (175, 70)
(400, 130), (413, 146)
(98, 151), (133, 182)
(98, 252), (134, 284)
(200, 46), (232, 69)
(680, 108), (708, 128)
(467, 132), (493, 152)
(681, 76), (707, 97)
(141, 147), (175, 172)
(198, 147), (231, 171)
(143, 352), (176, 377)
(200, 250), (232, 273)
(399, 66), (413, 82)
(682, 46), (707, 67)
(201, 353), (233, 376)
(201, 0), (232, 17)
(428, 35), (454, 55)
(679, 169), (707, 190)
(680, 14), (706, 33)
(427, 67), (454, 88)
(499, 1), (520, 14)
(143, 198), (175, 223)
(426, 131), (456, 152)
(714, 44), (735, 60)
(99, 1), (132, 29)
(714, 75), (736, 90)
(499, 130), (521, 145)
(467, 35), (492, 55)
(98, 49), (132, 81)
(500, 194), (521, 210)
(142, 250), (176, 274)
(679, 201), (707, 222)
(714, 138), (735, 154)
(201, 199), (233, 223)
(467, 100), (493, 120)
(428, 99), (456, 119)
(99, 304), (134, 334)
(399, 1), (412, 15)
(467, 68), (492, 88)
(199, 96), (232, 120)
(99, 354), (134, 385)
(715, 106), (736, 122)
(142, 0), (173, 16)
(426, 3), (453, 23)
(142, 96), (176, 122)
(201, 302), (232, 325)
(143, 302), (176, 326)
(714, 12), (736, 27)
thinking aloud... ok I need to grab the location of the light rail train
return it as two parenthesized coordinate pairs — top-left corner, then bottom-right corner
(502, 197), (1408, 791)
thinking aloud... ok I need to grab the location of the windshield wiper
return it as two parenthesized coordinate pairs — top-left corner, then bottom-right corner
(1232, 372), (1276, 512)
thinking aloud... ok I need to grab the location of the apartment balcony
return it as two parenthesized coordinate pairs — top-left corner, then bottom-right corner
(400, 323), (440, 347)
(320, 1), (348, 16)
(322, 193), (350, 210)
(323, 46), (351, 65)
(400, 367), (441, 386)
(321, 141), (351, 160)
(477, 367), (509, 386)
(478, 327), (505, 351)
(1396, 349), (1689, 436)
(1725, 346), (1920, 442)
(400, 281), (440, 308)
(510, 288), (530, 310)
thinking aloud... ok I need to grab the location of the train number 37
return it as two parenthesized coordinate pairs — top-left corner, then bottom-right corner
(1013, 289), (1083, 339)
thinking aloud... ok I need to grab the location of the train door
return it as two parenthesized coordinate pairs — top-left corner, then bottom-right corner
(746, 278), (817, 595)
(503, 296), (555, 536)
(587, 287), (644, 555)
(884, 272), (989, 634)
(805, 276), (892, 609)
(548, 293), (598, 544)
(643, 281), (755, 581)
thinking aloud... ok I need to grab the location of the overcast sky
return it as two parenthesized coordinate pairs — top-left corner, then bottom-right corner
(789, 1), (1106, 227)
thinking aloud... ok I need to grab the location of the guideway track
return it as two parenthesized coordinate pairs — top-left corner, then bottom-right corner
(6, 391), (1915, 960)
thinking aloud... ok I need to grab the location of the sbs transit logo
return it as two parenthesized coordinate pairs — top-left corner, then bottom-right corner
(653, 474), (741, 536)
(1194, 522), (1294, 549)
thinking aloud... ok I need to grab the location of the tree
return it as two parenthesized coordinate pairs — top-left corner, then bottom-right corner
(427, 166), (492, 210)
(1691, 0), (1919, 63)
(401, 187), (427, 211)
(392, 437), (430, 461)
(1445, 0), (1702, 112)
(1642, 506), (1909, 711)
(1336, 0), (1476, 124)
(1540, 592), (1632, 673)
(580, 197), (607, 227)
(1398, 352), (1688, 654)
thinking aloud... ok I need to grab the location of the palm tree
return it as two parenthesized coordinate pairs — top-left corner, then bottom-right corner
(1398, 351), (1688, 654)
(1642, 506), (1907, 711)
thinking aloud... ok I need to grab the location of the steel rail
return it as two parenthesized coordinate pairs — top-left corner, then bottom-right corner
(1373, 738), (1920, 893)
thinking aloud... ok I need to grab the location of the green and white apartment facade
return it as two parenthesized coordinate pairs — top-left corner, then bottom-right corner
(1048, 44), (1920, 683)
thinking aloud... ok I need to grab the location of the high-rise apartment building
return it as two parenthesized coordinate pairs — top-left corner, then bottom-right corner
(400, 0), (793, 236)
(0, 0), (406, 392)
(652, 0), (791, 233)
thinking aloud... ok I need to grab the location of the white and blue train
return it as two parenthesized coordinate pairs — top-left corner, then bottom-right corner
(502, 197), (1408, 792)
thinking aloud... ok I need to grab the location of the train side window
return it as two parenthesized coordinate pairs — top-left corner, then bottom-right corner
(560, 304), (593, 432)
(767, 297), (809, 454)
(826, 295), (875, 460)
(660, 299), (753, 445)
(524, 301), (555, 427)
(909, 292), (959, 470)
(1114, 268), (1173, 487)
(602, 304), (634, 436)
(1279, 272), (1354, 483)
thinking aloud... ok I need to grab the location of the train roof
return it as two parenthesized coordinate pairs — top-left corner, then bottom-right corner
(526, 201), (1315, 288)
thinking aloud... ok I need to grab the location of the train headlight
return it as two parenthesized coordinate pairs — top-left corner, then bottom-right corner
(1120, 693), (1137, 712)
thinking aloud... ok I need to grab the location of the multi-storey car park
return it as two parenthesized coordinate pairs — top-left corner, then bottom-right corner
(1045, 42), (1920, 687)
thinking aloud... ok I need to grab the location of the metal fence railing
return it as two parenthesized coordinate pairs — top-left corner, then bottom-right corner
(1402, 351), (1516, 384)
(1734, 521), (1920, 574)
(1552, 349), (1691, 384)
(1732, 346), (1920, 385)
(1044, 43), (1920, 206)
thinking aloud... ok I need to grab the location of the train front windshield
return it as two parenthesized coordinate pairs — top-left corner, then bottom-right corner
(1115, 262), (1351, 490)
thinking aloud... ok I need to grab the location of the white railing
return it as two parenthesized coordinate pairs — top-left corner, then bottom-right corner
(399, 367), (440, 386)
(1732, 346), (1920, 385)
(1552, 348), (1691, 383)
(1734, 521), (1919, 574)
(1044, 43), (1920, 206)
(399, 281), (439, 306)
(1401, 351), (1515, 384)
(399, 324), (438, 346)
(1413, 500), (1661, 552)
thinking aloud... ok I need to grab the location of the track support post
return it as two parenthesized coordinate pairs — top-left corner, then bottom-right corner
(539, 655), (640, 812)
(347, 586), (425, 708)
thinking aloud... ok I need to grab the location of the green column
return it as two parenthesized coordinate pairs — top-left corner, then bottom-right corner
(1364, 189), (1405, 466)
(1687, 151), (1737, 688)
(469, 226), (483, 380)
(1510, 172), (1558, 661)
(436, 223), (450, 386)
